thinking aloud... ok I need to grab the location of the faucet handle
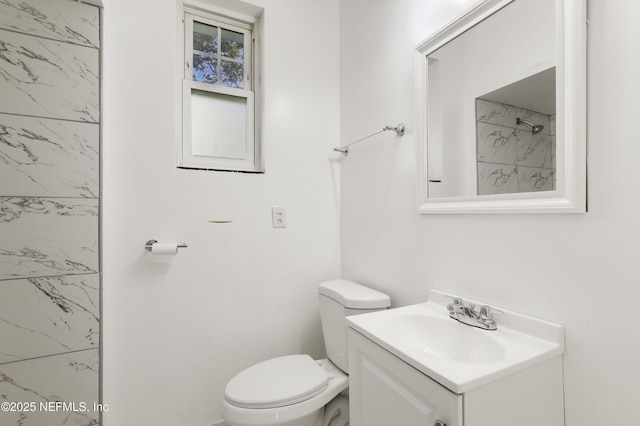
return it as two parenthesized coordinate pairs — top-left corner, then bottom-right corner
(444, 295), (463, 305)
(445, 296), (464, 317)
(479, 305), (503, 320)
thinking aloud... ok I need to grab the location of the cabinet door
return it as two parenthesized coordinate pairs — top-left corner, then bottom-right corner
(349, 329), (463, 426)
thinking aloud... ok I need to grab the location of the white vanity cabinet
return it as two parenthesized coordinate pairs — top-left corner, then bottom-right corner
(348, 328), (565, 426)
(349, 329), (462, 426)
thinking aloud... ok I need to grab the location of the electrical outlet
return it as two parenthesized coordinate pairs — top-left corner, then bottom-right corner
(272, 206), (287, 228)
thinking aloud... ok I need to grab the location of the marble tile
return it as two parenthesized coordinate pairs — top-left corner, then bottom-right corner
(0, 197), (98, 280)
(0, 349), (99, 426)
(0, 0), (99, 48)
(477, 122), (518, 165)
(515, 130), (553, 169)
(476, 98), (517, 128)
(476, 99), (556, 194)
(0, 114), (99, 197)
(0, 28), (99, 122)
(0, 274), (99, 364)
(518, 167), (555, 192)
(477, 163), (519, 195)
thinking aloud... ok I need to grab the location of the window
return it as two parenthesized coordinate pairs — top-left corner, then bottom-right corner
(180, 6), (261, 172)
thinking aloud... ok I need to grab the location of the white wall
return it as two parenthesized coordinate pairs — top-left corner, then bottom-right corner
(340, 0), (640, 425)
(102, 0), (341, 424)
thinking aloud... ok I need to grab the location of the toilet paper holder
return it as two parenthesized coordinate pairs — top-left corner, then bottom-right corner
(145, 239), (188, 251)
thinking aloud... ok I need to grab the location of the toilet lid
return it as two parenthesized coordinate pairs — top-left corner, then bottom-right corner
(224, 354), (329, 409)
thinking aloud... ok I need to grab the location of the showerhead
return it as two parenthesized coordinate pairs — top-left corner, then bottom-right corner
(516, 117), (544, 135)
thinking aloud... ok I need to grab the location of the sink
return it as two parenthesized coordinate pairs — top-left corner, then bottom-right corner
(346, 289), (564, 394)
(388, 313), (507, 364)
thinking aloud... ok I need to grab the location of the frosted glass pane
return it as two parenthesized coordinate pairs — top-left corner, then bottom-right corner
(191, 89), (247, 160)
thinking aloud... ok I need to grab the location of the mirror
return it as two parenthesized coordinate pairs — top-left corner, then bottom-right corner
(415, 0), (586, 213)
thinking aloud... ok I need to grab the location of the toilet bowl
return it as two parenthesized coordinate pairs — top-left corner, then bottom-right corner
(222, 357), (347, 426)
(221, 280), (390, 426)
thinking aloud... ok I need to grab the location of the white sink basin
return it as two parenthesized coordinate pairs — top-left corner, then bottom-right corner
(346, 290), (564, 394)
(388, 312), (507, 365)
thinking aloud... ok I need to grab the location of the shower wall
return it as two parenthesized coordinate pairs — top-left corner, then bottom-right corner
(476, 99), (556, 195)
(0, 1), (101, 425)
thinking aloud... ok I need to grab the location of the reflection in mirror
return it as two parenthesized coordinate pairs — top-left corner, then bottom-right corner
(415, 0), (586, 213)
(425, 0), (556, 200)
(476, 67), (556, 195)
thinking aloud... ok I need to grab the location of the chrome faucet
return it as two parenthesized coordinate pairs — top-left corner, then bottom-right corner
(446, 297), (501, 331)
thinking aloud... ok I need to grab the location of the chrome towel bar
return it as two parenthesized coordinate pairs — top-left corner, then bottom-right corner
(334, 123), (405, 156)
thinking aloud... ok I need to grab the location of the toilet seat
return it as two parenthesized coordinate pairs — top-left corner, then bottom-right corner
(225, 354), (329, 409)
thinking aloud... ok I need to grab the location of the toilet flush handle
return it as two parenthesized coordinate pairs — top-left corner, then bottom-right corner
(434, 421), (447, 426)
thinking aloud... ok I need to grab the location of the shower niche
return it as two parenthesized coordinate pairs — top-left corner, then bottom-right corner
(475, 67), (556, 195)
(415, 0), (586, 213)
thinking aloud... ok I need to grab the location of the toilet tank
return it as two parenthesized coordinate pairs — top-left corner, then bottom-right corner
(318, 280), (390, 373)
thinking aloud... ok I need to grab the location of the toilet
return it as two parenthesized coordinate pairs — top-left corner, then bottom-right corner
(221, 279), (390, 426)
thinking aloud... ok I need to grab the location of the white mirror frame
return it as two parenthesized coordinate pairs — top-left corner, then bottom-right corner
(415, 0), (586, 214)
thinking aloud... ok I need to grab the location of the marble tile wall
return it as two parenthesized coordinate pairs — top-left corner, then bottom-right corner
(0, 197), (99, 280)
(0, 349), (100, 426)
(0, 275), (99, 363)
(0, 115), (99, 197)
(0, 28), (99, 122)
(0, 0), (99, 48)
(476, 98), (556, 195)
(0, 1), (101, 425)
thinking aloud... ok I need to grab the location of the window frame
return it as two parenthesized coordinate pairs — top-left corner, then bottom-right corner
(179, 5), (261, 172)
